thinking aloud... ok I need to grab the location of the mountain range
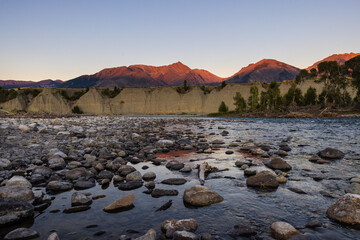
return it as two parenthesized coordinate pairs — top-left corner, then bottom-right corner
(1, 53), (359, 89)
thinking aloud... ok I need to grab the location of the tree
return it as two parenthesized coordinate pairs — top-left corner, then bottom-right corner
(183, 80), (189, 92)
(317, 61), (347, 106)
(218, 101), (228, 113)
(304, 87), (317, 105)
(294, 88), (303, 106)
(295, 69), (311, 84)
(233, 92), (246, 112)
(72, 105), (83, 114)
(345, 55), (360, 101)
(248, 86), (259, 111)
(267, 82), (283, 110)
(221, 81), (227, 89)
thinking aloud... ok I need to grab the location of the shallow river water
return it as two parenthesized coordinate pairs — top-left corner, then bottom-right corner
(1, 116), (360, 239)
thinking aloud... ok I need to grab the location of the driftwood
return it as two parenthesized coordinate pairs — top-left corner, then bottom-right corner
(197, 162), (229, 185)
(155, 200), (173, 212)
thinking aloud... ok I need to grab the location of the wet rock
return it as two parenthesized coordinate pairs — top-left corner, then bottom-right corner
(145, 181), (155, 189)
(235, 160), (251, 168)
(318, 148), (345, 160)
(270, 221), (299, 240)
(63, 205), (91, 213)
(265, 157), (292, 171)
(246, 172), (279, 189)
(46, 181), (73, 192)
(4, 228), (39, 240)
(103, 193), (135, 212)
(118, 181), (143, 191)
(173, 231), (199, 240)
(161, 178), (187, 185)
(251, 148), (265, 155)
(276, 150), (288, 157)
(228, 224), (256, 238)
(280, 146), (292, 152)
(161, 219), (198, 238)
(47, 232), (60, 240)
(6, 176), (32, 189)
(225, 150), (234, 155)
(0, 198), (34, 226)
(151, 189), (178, 198)
(65, 168), (91, 181)
(180, 166), (192, 173)
(350, 177), (360, 184)
(183, 185), (223, 207)
(244, 168), (257, 176)
(71, 192), (92, 206)
(166, 161), (185, 171)
(126, 171), (142, 182)
(0, 186), (34, 202)
(74, 180), (95, 190)
(326, 193), (360, 226)
(97, 170), (114, 180)
(134, 229), (156, 240)
(277, 176), (287, 184)
(118, 165), (136, 177)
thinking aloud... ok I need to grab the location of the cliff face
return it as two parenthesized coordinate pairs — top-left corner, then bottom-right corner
(0, 81), (356, 115)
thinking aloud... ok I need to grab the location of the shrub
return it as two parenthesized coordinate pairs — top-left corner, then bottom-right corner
(72, 105), (83, 114)
(218, 101), (229, 113)
(0, 88), (18, 103)
(22, 88), (41, 97)
(102, 87), (122, 98)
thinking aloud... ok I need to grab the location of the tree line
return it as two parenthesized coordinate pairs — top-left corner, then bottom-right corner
(220, 55), (360, 113)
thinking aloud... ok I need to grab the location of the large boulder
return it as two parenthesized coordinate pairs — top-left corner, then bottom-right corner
(0, 186), (34, 202)
(103, 193), (135, 212)
(161, 219), (198, 238)
(318, 148), (345, 160)
(326, 194), (360, 226)
(270, 221), (299, 240)
(48, 157), (66, 170)
(4, 228), (39, 240)
(183, 185), (223, 207)
(0, 198), (34, 226)
(265, 157), (292, 171)
(246, 171), (279, 189)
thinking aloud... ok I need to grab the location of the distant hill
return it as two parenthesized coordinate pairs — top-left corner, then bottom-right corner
(0, 79), (63, 89)
(226, 59), (300, 84)
(306, 53), (360, 70)
(60, 62), (223, 88)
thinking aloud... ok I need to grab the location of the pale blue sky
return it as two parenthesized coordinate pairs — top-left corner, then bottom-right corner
(0, 0), (359, 81)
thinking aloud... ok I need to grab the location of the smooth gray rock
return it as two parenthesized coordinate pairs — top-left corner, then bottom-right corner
(0, 186), (34, 202)
(71, 192), (92, 206)
(4, 228), (39, 240)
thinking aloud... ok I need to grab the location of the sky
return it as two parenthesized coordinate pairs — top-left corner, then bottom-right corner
(0, 0), (359, 81)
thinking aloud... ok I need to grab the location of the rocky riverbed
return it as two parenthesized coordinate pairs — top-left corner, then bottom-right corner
(0, 116), (359, 240)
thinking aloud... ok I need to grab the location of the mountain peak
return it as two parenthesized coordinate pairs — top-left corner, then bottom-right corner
(306, 52), (360, 70)
(226, 58), (299, 84)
